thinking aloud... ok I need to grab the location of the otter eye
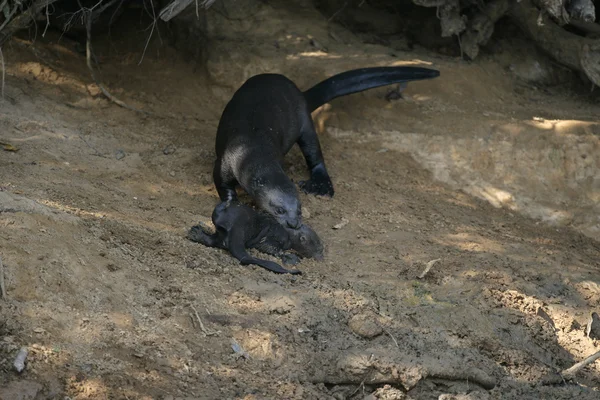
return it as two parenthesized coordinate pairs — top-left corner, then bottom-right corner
(276, 207), (286, 215)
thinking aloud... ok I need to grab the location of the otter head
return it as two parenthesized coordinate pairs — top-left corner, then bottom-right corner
(264, 189), (302, 229)
(252, 176), (302, 228)
(290, 224), (324, 260)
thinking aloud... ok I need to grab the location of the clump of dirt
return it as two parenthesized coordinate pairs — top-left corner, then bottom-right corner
(0, 1), (599, 399)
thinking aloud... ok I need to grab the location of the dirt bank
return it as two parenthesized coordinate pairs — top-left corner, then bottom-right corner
(1, 1), (599, 399)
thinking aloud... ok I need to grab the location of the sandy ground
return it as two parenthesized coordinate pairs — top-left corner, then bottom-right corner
(1, 1), (600, 399)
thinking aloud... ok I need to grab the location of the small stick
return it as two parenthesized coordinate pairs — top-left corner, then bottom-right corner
(418, 258), (441, 279)
(328, 1), (348, 22)
(82, 5), (151, 116)
(0, 255), (6, 299)
(348, 379), (365, 397)
(42, 3), (51, 37)
(561, 349), (600, 378)
(383, 327), (399, 348)
(138, 0), (157, 65)
(190, 304), (219, 336)
(0, 45), (4, 99)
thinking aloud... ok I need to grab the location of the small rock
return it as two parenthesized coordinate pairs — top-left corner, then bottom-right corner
(348, 312), (383, 338)
(115, 149), (126, 160)
(80, 363), (93, 373)
(231, 338), (250, 359)
(309, 38), (328, 52)
(333, 218), (349, 230)
(169, 171), (176, 177)
(13, 347), (28, 372)
(303, 207), (311, 219)
(86, 84), (102, 97)
(106, 263), (121, 272)
(163, 144), (176, 155)
(370, 384), (407, 399)
(586, 312), (600, 339)
(268, 296), (295, 315)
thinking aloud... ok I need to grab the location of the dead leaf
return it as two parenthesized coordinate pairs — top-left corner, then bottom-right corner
(0, 141), (19, 152)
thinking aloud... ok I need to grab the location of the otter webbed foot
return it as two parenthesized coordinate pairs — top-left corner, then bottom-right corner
(187, 223), (219, 247)
(281, 253), (300, 265)
(299, 163), (334, 197)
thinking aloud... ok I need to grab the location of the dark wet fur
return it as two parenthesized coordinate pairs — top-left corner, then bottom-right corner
(213, 66), (440, 228)
(187, 201), (324, 275)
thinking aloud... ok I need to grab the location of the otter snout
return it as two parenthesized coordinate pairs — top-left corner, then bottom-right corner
(286, 216), (301, 229)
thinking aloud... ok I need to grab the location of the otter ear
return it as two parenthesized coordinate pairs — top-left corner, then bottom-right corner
(299, 235), (307, 243)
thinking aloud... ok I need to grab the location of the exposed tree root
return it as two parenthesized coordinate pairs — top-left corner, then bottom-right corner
(306, 349), (497, 391)
(509, 0), (600, 86)
(460, 0), (511, 60)
(0, 0), (61, 46)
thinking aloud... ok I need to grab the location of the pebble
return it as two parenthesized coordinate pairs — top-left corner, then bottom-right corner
(115, 149), (126, 160)
(163, 144), (176, 155)
(348, 312), (383, 338)
(333, 218), (349, 230)
(268, 296), (295, 314)
(586, 312), (600, 339)
(303, 207), (311, 219)
(13, 347), (29, 372)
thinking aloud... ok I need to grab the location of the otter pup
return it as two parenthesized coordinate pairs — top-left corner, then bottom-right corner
(188, 201), (324, 275)
(213, 66), (440, 229)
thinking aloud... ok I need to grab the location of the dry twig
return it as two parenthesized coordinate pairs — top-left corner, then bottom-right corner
(561, 349), (600, 378)
(0, 45), (4, 99)
(383, 327), (399, 348)
(0, 1), (61, 47)
(138, 0), (157, 65)
(348, 379), (366, 398)
(328, 1), (348, 22)
(0, 255), (7, 299)
(80, 1), (151, 116)
(159, 0), (216, 22)
(190, 304), (219, 336)
(418, 258), (441, 279)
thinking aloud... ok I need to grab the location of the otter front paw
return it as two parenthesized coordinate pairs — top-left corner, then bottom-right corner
(299, 177), (334, 197)
(299, 163), (335, 197)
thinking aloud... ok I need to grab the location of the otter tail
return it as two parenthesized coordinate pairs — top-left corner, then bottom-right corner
(303, 66), (440, 112)
(241, 255), (303, 275)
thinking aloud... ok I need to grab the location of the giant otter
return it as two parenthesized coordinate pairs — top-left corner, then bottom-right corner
(213, 66), (440, 228)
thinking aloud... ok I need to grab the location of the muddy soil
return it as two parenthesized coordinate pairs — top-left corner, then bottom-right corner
(1, 1), (600, 399)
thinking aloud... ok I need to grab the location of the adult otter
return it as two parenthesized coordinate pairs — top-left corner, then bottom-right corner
(188, 201), (324, 275)
(213, 66), (440, 228)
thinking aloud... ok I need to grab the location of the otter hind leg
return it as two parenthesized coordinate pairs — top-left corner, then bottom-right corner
(227, 227), (301, 274)
(187, 224), (223, 248)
